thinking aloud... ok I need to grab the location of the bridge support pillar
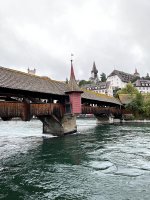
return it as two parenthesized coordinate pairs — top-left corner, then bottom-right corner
(113, 118), (121, 123)
(95, 115), (122, 124)
(41, 114), (77, 136)
(95, 114), (114, 124)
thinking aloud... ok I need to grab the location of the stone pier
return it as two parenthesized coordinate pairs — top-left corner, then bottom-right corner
(95, 114), (121, 124)
(41, 114), (77, 136)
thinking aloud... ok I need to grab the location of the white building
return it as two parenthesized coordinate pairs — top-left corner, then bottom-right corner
(82, 81), (113, 96)
(83, 67), (145, 97)
(133, 79), (150, 93)
(27, 68), (36, 75)
(107, 70), (135, 88)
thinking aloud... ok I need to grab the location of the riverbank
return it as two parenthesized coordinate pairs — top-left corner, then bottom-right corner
(122, 119), (150, 123)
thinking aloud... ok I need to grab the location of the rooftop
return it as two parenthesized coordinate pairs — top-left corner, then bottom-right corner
(133, 79), (150, 87)
(108, 70), (135, 83)
(0, 66), (67, 96)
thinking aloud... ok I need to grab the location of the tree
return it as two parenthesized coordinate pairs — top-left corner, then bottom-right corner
(117, 83), (150, 119)
(79, 80), (92, 87)
(131, 76), (140, 83)
(125, 92), (144, 118)
(142, 94), (150, 117)
(100, 72), (107, 82)
(117, 83), (139, 95)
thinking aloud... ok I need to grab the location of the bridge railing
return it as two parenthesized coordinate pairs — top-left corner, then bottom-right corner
(0, 102), (25, 118)
(30, 103), (65, 118)
(0, 102), (65, 121)
(82, 105), (122, 116)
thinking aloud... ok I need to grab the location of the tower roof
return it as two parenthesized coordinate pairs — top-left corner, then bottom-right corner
(134, 68), (140, 77)
(65, 60), (83, 93)
(91, 62), (98, 73)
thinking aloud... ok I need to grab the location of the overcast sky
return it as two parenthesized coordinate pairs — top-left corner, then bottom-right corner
(0, 0), (150, 80)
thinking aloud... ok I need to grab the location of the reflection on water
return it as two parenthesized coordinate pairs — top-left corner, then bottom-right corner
(0, 119), (150, 199)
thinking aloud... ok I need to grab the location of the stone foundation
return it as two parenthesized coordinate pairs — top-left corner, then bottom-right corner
(95, 114), (121, 124)
(42, 114), (77, 136)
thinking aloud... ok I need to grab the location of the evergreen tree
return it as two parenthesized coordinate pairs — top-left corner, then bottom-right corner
(100, 73), (107, 82)
(131, 76), (140, 83)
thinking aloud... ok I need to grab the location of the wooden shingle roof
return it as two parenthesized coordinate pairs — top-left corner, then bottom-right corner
(82, 89), (122, 105)
(118, 94), (135, 105)
(0, 66), (121, 105)
(0, 66), (67, 95)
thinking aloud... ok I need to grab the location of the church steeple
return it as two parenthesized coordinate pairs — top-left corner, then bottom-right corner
(146, 73), (149, 78)
(90, 61), (99, 82)
(134, 68), (140, 77)
(91, 62), (98, 74)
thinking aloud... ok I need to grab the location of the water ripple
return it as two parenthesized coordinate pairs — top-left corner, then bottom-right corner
(1, 120), (150, 199)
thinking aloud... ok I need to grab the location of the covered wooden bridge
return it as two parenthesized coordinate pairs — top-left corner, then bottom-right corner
(0, 63), (123, 136)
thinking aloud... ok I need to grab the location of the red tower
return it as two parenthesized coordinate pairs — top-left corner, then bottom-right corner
(65, 60), (83, 114)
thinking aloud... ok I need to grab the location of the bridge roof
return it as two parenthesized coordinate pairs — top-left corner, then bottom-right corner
(0, 66), (121, 105)
(82, 89), (121, 105)
(0, 66), (67, 95)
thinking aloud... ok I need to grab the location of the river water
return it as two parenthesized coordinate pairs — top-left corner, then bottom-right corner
(0, 119), (150, 200)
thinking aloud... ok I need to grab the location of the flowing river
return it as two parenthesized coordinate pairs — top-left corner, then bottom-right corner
(0, 119), (150, 200)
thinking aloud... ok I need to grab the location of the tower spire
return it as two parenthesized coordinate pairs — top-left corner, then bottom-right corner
(65, 55), (83, 93)
(65, 56), (83, 114)
(134, 68), (140, 77)
(90, 61), (98, 81)
(70, 54), (75, 80)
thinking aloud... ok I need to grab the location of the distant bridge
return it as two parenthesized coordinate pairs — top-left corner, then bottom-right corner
(0, 63), (123, 136)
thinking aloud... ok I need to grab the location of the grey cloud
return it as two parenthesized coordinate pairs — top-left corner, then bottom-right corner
(0, 0), (149, 81)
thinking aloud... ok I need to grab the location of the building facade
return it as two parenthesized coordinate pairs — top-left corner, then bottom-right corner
(133, 79), (150, 93)
(107, 70), (135, 89)
(82, 64), (150, 96)
(27, 68), (36, 75)
(83, 81), (113, 96)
